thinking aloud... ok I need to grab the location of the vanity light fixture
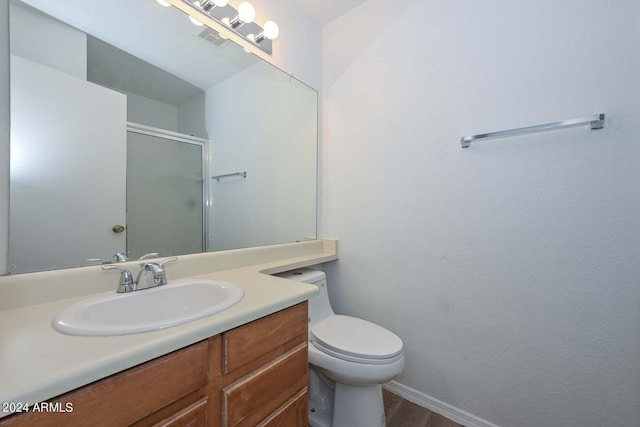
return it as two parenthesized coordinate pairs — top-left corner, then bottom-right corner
(178, 0), (279, 54)
(220, 2), (254, 28)
(253, 20), (279, 43)
(232, 2), (256, 27)
(200, 0), (228, 11)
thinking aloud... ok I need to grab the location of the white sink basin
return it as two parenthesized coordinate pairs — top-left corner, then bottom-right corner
(52, 280), (244, 336)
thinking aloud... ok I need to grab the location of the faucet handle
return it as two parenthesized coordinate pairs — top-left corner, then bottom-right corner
(138, 257), (176, 269)
(136, 257), (176, 288)
(112, 252), (128, 262)
(158, 257), (177, 267)
(101, 265), (135, 293)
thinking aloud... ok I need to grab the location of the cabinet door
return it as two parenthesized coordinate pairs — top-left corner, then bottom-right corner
(221, 344), (308, 427)
(222, 302), (307, 374)
(256, 389), (308, 427)
(1, 342), (208, 427)
(153, 398), (208, 427)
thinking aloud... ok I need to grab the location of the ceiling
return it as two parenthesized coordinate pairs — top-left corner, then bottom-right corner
(292, 0), (368, 24)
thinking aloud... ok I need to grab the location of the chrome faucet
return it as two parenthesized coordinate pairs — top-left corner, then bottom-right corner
(101, 265), (136, 293)
(135, 257), (177, 290)
(101, 257), (177, 293)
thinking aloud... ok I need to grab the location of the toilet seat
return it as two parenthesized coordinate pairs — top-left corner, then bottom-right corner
(310, 315), (403, 365)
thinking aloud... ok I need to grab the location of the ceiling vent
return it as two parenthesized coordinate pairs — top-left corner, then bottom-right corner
(198, 27), (230, 47)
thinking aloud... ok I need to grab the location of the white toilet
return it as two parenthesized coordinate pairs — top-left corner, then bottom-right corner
(277, 268), (405, 427)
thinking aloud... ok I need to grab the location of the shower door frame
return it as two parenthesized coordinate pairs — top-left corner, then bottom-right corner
(126, 122), (211, 255)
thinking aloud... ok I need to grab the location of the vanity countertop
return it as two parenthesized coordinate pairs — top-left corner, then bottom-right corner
(0, 240), (337, 418)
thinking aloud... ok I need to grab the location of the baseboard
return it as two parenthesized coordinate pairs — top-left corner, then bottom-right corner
(383, 381), (501, 427)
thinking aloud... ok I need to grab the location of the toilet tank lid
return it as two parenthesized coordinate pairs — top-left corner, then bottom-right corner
(275, 268), (326, 284)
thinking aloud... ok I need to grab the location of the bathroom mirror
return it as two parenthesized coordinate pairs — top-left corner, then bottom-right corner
(6, 0), (317, 274)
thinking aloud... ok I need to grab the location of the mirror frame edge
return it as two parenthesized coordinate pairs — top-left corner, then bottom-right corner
(0, 0), (10, 276)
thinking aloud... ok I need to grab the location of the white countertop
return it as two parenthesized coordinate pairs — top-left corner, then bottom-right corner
(0, 240), (337, 418)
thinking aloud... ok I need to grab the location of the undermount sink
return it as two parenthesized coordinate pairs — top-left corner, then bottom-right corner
(52, 280), (244, 336)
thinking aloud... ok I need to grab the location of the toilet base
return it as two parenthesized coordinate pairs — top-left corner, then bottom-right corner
(308, 368), (386, 427)
(309, 369), (333, 427)
(309, 405), (332, 427)
(333, 383), (386, 427)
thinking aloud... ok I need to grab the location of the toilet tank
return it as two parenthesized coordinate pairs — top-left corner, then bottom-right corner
(276, 268), (335, 328)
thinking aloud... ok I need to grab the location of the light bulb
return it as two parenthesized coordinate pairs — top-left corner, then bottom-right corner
(263, 21), (279, 40)
(238, 2), (255, 23)
(156, 0), (171, 6)
(189, 15), (204, 26)
(200, 0), (225, 11)
(221, 17), (230, 26)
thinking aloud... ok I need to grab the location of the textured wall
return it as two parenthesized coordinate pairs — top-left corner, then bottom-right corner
(322, 0), (640, 426)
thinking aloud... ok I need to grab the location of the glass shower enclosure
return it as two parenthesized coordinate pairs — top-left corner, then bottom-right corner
(126, 125), (206, 260)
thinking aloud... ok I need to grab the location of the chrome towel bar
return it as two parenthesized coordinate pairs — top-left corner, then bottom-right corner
(461, 113), (605, 148)
(212, 171), (247, 181)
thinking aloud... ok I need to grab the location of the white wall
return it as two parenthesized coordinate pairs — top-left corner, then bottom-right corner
(9, 1), (86, 79)
(178, 93), (208, 139)
(126, 92), (208, 137)
(126, 92), (178, 132)
(323, 1), (640, 427)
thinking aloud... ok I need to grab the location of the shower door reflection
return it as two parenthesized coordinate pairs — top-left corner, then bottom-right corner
(126, 129), (205, 259)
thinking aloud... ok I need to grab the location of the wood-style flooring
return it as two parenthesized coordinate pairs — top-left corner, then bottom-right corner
(383, 389), (464, 427)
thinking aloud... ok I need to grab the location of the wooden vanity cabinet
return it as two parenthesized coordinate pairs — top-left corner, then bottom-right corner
(213, 300), (309, 427)
(1, 302), (308, 427)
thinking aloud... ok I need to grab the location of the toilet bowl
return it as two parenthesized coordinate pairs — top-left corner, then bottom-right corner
(277, 268), (405, 427)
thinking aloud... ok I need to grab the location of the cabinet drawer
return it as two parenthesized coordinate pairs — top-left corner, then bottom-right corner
(153, 398), (208, 427)
(222, 302), (307, 374)
(256, 389), (308, 427)
(2, 341), (208, 427)
(222, 343), (308, 427)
